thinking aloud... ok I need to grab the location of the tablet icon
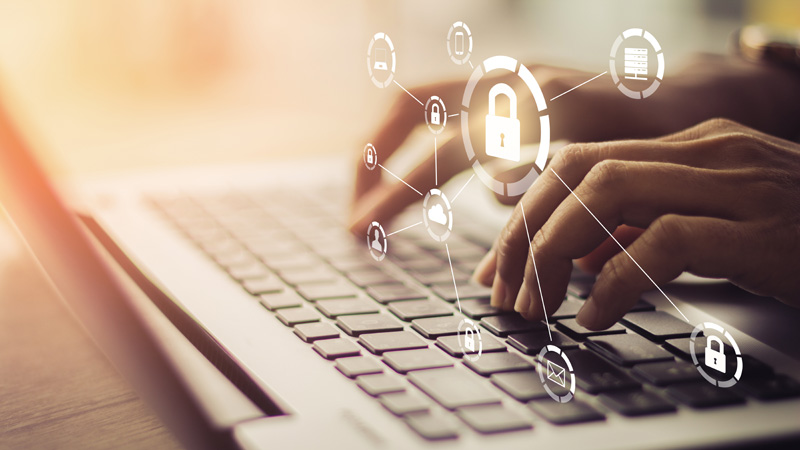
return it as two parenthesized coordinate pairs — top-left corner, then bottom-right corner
(546, 360), (567, 388)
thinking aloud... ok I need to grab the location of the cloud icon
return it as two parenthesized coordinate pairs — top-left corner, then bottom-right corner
(427, 204), (447, 225)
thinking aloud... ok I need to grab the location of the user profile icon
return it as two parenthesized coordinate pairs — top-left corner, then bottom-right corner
(447, 21), (473, 65)
(424, 96), (447, 134)
(366, 32), (396, 88)
(363, 143), (378, 171)
(366, 221), (387, 261)
(422, 189), (452, 242)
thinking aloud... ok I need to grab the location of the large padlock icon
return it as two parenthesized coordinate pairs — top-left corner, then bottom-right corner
(704, 336), (726, 372)
(464, 327), (475, 352)
(366, 146), (375, 165)
(485, 83), (521, 162)
(431, 103), (441, 125)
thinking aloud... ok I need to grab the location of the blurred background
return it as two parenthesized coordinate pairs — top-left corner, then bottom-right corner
(0, 0), (798, 176)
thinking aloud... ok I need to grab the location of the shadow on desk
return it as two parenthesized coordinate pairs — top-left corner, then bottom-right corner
(0, 222), (180, 449)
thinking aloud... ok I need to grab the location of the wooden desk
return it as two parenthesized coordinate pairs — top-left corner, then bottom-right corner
(0, 224), (180, 449)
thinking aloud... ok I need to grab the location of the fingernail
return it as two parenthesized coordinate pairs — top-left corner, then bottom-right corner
(472, 250), (496, 286)
(576, 297), (600, 329)
(514, 283), (531, 315)
(490, 274), (506, 308)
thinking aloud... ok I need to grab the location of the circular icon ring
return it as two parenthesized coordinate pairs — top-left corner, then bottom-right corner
(366, 32), (396, 88)
(690, 322), (742, 388)
(421, 189), (453, 242)
(537, 345), (576, 403)
(447, 21), (473, 65)
(457, 318), (483, 362)
(366, 221), (387, 261)
(461, 56), (550, 197)
(424, 96), (447, 134)
(609, 28), (664, 99)
(363, 143), (377, 171)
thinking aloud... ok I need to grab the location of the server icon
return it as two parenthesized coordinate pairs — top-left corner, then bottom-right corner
(624, 47), (648, 80)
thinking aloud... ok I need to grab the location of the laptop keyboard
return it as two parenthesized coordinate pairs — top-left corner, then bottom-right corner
(149, 187), (800, 440)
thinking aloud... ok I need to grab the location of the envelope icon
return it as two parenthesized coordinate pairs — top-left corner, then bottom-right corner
(546, 360), (566, 388)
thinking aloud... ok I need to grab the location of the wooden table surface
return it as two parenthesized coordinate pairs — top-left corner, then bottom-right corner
(0, 222), (181, 450)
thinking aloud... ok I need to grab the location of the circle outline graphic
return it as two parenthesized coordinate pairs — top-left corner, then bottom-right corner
(609, 28), (664, 99)
(689, 321), (743, 388)
(457, 318), (483, 362)
(446, 21), (473, 65)
(366, 221), (387, 261)
(421, 189), (453, 242)
(424, 96), (447, 134)
(367, 32), (396, 88)
(363, 143), (377, 171)
(537, 344), (576, 403)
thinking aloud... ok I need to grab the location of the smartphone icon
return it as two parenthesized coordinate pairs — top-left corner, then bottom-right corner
(455, 31), (464, 55)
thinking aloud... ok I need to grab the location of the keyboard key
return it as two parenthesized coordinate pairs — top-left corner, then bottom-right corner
(408, 368), (502, 410)
(242, 277), (284, 295)
(480, 315), (548, 337)
(278, 267), (339, 285)
(664, 336), (737, 362)
(227, 263), (272, 281)
(632, 360), (703, 386)
(315, 298), (379, 318)
(665, 381), (745, 408)
(463, 352), (534, 377)
(456, 405), (532, 434)
(312, 338), (361, 360)
(599, 390), (676, 417)
(258, 291), (303, 310)
(410, 268), (469, 286)
(564, 350), (641, 394)
(491, 371), (568, 402)
(337, 314), (404, 336)
(567, 280), (593, 299)
(388, 300), (453, 321)
(528, 399), (605, 425)
(460, 298), (510, 319)
(556, 319), (626, 340)
(358, 331), (428, 355)
(366, 284), (427, 303)
(379, 392), (430, 416)
(383, 349), (454, 373)
(436, 334), (507, 357)
(621, 311), (695, 341)
(507, 330), (579, 355)
(335, 356), (384, 378)
(586, 334), (676, 366)
(276, 308), (320, 327)
(346, 269), (400, 287)
(411, 316), (462, 339)
(737, 375), (800, 401)
(431, 281), (492, 302)
(356, 373), (405, 396)
(405, 414), (459, 440)
(260, 252), (320, 271)
(293, 322), (340, 342)
(297, 281), (358, 301)
(549, 296), (584, 319)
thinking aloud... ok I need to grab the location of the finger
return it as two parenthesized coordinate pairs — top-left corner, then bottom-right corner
(522, 160), (755, 315)
(577, 215), (750, 330)
(348, 134), (469, 234)
(575, 225), (643, 274)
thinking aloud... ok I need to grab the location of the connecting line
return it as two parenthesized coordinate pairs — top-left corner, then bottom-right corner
(519, 202), (553, 341)
(549, 71), (608, 102)
(393, 80), (423, 106)
(549, 167), (691, 323)
(448, 113), (459, 118)
(450, 173), (475, 204)
(445, 243), (462, 313)
(387, 221), (422, 237)
(434, 138), (438, 187)
(378, 164), (423, 196)
(468, 60), (474, 69)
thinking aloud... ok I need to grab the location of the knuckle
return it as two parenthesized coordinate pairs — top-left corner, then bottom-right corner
(601, 255), (635, 292)
(645, 214), (687, 255)
(582, 159), (627, 194)
(703, 117), (741, 132)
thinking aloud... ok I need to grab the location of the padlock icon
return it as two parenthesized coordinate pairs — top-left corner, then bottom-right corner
(464, 327), (475, 352)
(431, 103), (441, 125)
(366, 146), (375, 165)
(704, 336), (726, 372)
(485, 83), (521, 162)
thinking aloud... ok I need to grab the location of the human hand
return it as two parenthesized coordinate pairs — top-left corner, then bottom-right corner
(473, 118), (800, 330)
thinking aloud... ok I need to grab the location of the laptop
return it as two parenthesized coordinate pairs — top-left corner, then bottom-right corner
(2, 89), (800, 449)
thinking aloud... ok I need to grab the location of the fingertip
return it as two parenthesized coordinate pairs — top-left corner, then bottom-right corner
(576, 297), (601, 330)
(472, 250), (496, 286)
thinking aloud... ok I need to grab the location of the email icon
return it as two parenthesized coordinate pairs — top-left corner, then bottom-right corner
(546, 360), (566, 388)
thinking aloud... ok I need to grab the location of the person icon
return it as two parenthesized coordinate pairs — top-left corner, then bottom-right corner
(371, 229), (383, 252)
(366, 221), (387, 261)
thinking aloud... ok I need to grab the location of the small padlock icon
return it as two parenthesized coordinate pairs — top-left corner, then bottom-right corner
(464, 327), (475, 352)
(431, 103), (441, 125)
(366, 146), (375, 165)
(704, 335), (726, 372)
(485, 83), (521, 162)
